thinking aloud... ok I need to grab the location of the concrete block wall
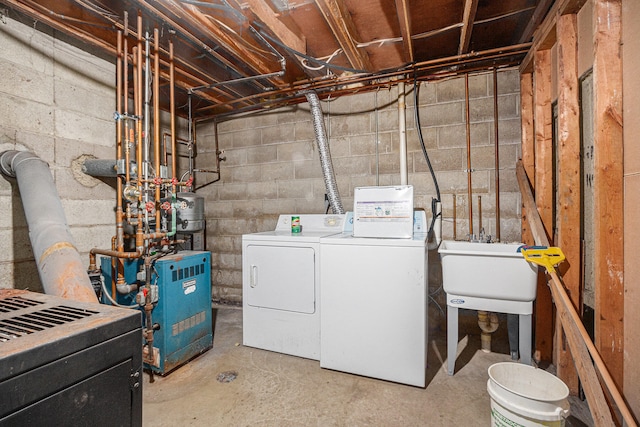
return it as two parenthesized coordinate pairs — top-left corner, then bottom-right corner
(198, 69), (522, 303)
(0, 17), (116, 291)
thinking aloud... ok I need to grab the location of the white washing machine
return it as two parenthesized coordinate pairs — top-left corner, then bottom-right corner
(319, 211), (429, 387)
(242, 214), (345, 360)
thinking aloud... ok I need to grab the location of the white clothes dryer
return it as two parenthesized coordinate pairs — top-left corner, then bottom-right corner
(242, 214), (345, 360)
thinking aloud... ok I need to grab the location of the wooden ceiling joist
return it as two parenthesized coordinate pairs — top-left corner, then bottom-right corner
(165, 0), (282, 79)
(242, 0), (306, 54)
(458, 0), (479, 55)
(313, 0), (373, 72)
(394, 0), (414, 63)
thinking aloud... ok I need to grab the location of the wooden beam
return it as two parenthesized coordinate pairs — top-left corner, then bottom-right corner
(592, 0), (624, 391)
(518, 0), (555, 44)
(520, 0), (588, 73)
(458, 0), (479, 55)
(176, 1), (281, 77)
(520, 72), (535, 246)
(533, 49), (554, 362)
(394, 0), (414, 63)
(314, 0), (373, 71)
(555, 12), (581, 395)
(242, 0), (306, 54)
(517, 161), (635, 427)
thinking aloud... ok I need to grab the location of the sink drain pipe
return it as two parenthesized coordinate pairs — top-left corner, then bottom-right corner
(304, 91), (344, 214)
(0, 150), (98, 303)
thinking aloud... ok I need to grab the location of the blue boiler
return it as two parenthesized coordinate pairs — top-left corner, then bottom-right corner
(101, 251), (213, 375)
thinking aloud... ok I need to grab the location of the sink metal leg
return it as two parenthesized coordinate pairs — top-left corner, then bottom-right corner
(447, 305), (458, 375)
(519, 313), (532, 365)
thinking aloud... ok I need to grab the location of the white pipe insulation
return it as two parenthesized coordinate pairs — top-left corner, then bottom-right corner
(0, 150), (98, 303)
(398, 82), (408, 185)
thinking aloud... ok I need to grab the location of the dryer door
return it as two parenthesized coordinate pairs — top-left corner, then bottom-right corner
(244, 244), (316, 314)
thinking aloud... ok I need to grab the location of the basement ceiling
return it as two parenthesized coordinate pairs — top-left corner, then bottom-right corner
(1, 0), (550, 118)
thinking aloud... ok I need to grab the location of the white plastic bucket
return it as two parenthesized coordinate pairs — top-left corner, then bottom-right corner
(487, 362), (570, 427)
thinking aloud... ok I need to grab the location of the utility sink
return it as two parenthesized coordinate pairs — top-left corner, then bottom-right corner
(438, 240), (538, 302)
(439, 240), (540, 375)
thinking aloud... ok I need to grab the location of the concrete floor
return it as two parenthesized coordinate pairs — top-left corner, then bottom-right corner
(142, 307), (593, 426)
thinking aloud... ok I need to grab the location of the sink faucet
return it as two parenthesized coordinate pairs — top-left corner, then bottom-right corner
(469, 228), (492, 243)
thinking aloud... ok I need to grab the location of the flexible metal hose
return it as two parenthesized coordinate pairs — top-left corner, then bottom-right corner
(304, 91), (344, 214)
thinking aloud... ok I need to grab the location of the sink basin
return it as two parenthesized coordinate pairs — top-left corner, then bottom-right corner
(438, 241), (538, 302)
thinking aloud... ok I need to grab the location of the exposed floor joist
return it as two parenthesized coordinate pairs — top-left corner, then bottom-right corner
(458, 0), (478, 55)
(313, 0), (373, 72)
(394, 0), (414, 63)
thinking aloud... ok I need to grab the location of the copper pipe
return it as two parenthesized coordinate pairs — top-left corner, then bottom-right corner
(154, 28), (161, 229)
(88, 228), (169, 271)
(170, 39), (177, 184)
(465, 73), (473, 237)
(115, 30), (128, 303)
(124, 12), (131, 184)
(452, 194), (457, 241)
(89, 248), (143, 271)
(116, 30), (124, 253)
(493, 69), (501, 241)
(201, 44), (532, 114)
(136, 13), (144, 252)
(478, 195), (482, 232)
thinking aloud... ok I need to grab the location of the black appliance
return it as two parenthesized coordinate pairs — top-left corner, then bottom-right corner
(0, 289), (142, 426)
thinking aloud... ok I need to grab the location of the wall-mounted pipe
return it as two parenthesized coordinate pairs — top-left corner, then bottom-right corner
(153, 27), (161, 228)
(398, 81), (408, 185)
(0, 150), (98, 303)
(493, 69), (501, 242)
(304, 91), (344, 214)
(465, 74), (473, 237)
(453, 194), (457, 240)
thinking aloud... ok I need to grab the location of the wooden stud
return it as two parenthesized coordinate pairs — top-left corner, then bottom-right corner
(517, 161), (635, 427)
(520, 72), (535, 246)
(314, 0), (373, 71)
(458, 0), (479, 55)
(518, 0), (555, 44)
(555, 12), (581, 395)
(592, 0), (624, 391)
(520, 0), (588, 73)
(533, 49), (554, 362)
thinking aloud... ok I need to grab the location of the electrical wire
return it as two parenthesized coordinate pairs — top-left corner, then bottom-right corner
(100, 279), (139, 308)
(203, 15), (275, 59)
(301, 48), (343, 71)
(254, 24), (368, 74)
(413, 75), (441, 205)
(179, 0), (247, 22)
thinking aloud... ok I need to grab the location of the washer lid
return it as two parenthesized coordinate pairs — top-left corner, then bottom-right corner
(320, 232), (428, 247)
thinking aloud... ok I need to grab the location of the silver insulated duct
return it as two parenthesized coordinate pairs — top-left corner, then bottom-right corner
(304, 91), (344, 214)
(0, 150), (98, 303)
